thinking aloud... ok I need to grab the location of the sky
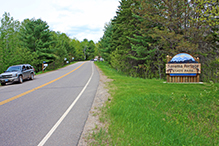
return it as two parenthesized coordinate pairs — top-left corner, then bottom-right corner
(0, 0), (120, 42)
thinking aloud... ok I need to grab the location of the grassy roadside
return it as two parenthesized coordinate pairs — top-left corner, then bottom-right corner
(93, 62), (219, 146)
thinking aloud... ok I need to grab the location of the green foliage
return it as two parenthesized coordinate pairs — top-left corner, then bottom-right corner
(98, 0), (219, 82)
(79, 38), (97, 60)
(70, 38), (84, 61)
(110, 49), (131, 72)
(192, 0), (219, 27)
(109, 0), (142, 73)
(19, 18), (57, 71)
(99, 21), (114, 62)
(0, 12), (97, 73)
(87, 40), (96, 59)
(0, 12), (21, 72)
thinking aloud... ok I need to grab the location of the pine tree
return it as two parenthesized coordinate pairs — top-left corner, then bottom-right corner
(99, 21), (113, 62)
(87, 40), (95, 59)
(110, 0), (141, 73)
(19, 18), (56, 71)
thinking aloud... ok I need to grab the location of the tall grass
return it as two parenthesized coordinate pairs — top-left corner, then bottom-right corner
(94, 62), (219, 146)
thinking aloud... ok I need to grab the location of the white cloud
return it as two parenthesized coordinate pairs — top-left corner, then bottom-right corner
(0, 0), (119, 42)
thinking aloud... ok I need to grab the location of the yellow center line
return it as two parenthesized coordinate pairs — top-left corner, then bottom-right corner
(0, 62), (86, 106)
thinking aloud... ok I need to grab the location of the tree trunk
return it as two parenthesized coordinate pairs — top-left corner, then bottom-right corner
(216, 67), (218, 83)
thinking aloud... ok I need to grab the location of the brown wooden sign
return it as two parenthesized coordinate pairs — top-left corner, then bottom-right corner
(166, 63), (201, 74)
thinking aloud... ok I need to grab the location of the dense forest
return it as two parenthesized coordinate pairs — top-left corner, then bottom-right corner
(0, 12), (99, 73)
(98, 0), (219, 83)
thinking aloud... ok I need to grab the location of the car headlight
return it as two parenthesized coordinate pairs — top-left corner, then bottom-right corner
(13, 73), (18, 77)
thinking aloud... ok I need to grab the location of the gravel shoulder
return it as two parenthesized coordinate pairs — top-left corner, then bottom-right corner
(78, 64), (112, 146)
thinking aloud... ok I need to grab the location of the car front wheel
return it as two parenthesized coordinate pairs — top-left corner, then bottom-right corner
(18, 75), (23, 83)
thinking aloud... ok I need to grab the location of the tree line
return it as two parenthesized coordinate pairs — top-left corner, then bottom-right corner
(98, 0), (219, 82)
(0, 12), (98, 73)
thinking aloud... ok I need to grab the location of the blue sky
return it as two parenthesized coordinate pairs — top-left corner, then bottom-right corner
(0, 0), (120, 42)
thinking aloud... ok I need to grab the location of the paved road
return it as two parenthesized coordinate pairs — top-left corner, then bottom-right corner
(0, 61), (99, 146)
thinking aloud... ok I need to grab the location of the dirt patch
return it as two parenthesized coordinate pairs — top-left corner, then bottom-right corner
(78, 64), (112, 146)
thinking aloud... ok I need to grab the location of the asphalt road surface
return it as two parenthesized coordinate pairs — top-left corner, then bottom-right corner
(0, 61), (99, 146)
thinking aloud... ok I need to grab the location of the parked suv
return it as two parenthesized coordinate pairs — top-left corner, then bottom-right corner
(0, 64), (35, 86)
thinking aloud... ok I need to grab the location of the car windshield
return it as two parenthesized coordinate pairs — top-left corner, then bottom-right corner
(6, 66), (21, 72)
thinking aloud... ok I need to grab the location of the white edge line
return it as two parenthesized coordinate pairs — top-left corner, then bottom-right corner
(37, 62), (94, 146)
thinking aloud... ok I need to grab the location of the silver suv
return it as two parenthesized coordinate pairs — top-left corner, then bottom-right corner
(0, 64), (35, 86)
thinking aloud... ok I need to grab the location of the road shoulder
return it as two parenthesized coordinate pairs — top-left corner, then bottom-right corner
(78, 64), (112, 146)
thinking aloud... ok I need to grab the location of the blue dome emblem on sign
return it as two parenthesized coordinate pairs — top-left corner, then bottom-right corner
(169, 53), (198, 63)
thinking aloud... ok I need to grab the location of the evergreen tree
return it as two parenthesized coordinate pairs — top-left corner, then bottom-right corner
(87, 40), (95, 59)
(99, 21), (113, 62)
(19, 18), (56, 71)
(110, 0), (141, 74)
(128, 2), (159, 78)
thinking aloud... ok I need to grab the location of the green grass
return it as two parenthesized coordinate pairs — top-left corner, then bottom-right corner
(93, 62), (219, 146)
